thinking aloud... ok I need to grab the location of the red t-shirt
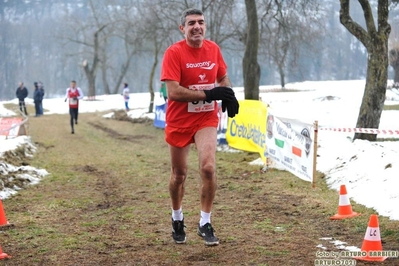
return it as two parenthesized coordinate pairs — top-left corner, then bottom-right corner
(161, 39), (227, 128)
(67, 88), (81, 108)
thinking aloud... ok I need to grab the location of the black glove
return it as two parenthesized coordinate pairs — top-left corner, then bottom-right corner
(222, 100), (227, 112)
(222, 99), (240, 118)
(204, 87), (236, 102)
(64, 98), (67, 102)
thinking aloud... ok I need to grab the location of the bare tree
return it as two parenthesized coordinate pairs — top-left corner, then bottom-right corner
(5, 0), (397, 101)
(388, 6), (399, 87)
(135, 0), (180, 113)
(243, 0), (260, 99)
(82, 24), (107, 98)
(98, 1), (148, 95)
(200, 0), (236, 46)
(259, 0), (323, 88)
(389, 46), (399, 87)
(340, 0), (391, 141)
(58, 0), (110, 98)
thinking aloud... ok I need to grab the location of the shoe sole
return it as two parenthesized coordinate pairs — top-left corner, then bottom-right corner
(197, 231), (219, 246)
(173, 237), (186, 244)
(204, 240), (219, 246)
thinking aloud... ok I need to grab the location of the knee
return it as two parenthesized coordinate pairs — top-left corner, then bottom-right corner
(171, 169), (187, 185)
(200, 163), (215, 179)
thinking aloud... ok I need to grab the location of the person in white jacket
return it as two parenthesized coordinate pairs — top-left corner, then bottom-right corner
(122, 83), (130, 111)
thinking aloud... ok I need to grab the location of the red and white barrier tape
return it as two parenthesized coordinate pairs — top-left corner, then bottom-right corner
(319, 127), (399, 135)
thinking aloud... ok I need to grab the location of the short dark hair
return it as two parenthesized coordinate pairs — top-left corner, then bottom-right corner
(124, 83), (128, 87)
(71, 80), (76, 84)
(180, 8), (204, 26)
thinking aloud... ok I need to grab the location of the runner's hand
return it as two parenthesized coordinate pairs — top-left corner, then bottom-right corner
(204, 87), (235, 101)
(223, 99), (239, 118)
(222, 100), (227, 112)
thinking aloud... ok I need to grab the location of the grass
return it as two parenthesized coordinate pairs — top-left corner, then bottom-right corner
(0, 104), (399, 265)
(3, 102), (39, 116)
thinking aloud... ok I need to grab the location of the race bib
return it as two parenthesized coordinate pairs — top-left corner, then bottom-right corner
(188, 100), (215, 112)
(187, 83), (215, 113)
(69, 98), (78, 105)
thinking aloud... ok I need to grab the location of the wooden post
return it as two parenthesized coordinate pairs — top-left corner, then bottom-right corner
(312, 121), (318, 188)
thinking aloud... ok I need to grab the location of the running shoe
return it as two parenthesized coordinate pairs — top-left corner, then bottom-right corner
(197, 223), (219, 246)
(172, 219), (186, 244)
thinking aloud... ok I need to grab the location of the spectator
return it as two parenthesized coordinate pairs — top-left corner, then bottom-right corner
(38, 81), (45, 115)
(16, 82), (28, 115)
(33, 82), (44, 117)
(122, 83), (130, 111)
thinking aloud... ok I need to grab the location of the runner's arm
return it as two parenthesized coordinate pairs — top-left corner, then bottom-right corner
(77, 88), (84, 99)
(165, 80), (207, 102)
(217, 74), (232, 88)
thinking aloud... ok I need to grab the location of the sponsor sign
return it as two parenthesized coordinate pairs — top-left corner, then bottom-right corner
(226, 100), (268, 163)
(266, 110), (314, 182)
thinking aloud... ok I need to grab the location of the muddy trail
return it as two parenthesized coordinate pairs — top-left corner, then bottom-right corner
(1, 111), (398, 266)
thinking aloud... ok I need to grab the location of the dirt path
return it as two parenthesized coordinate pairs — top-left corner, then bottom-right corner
(1, 111), (398, 265)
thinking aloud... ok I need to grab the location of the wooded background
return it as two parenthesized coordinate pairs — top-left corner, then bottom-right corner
(0, 0), (398, 100)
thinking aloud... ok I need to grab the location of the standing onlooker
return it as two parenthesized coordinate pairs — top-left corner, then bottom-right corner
(16, 82), (28, 115)
(33, 82), (44, 117)
(38, 81), (45, 115)
(122, 83), (130, 111)
(160, 81), (168, 102)
(160, 8), (239, 246)
(64, 80), (84, 134)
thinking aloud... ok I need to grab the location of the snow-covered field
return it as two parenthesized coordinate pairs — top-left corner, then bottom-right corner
(1, 80), (399, 225)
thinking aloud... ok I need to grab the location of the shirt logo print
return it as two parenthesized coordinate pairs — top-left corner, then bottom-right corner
(200, 63), (216, 70)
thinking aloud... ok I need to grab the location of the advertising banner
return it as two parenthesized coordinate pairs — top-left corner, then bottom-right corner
(266, 110), (315, 182)
(0, 117), (26, 137)
(153, 102), (167, 129)
(226, 100), (268, 163)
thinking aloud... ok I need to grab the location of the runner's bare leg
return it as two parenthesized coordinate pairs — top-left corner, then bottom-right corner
(169, 144), (190, 211)
(194, 127), (217, 213)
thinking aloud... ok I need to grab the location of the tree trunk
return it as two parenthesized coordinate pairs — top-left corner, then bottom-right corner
(83, 61), (97, 100)
(278, 64), (285, 89)
(82, 25), (106, 98)
(243, 0), (260, 100)
(339, 0), (391, 141)
(101, 61), (110, 95)
(112, 52), (135, 95)
(354, 43), (388, 141)
(394, 66), (399, 86)
(389, 48), (399, 86)
(147, 40), (159, 113)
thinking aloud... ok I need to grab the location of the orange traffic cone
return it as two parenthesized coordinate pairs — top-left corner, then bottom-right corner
(0, 245), (11, 260)
(330, 184), (360, 220)
(0, 199), (9, 227)
(354, 214), (388, 261)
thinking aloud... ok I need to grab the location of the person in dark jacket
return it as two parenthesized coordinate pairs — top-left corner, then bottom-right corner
(16, 82), (28, 115)
(33, 82), (44, 117)
(38, 81), (45, 115)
